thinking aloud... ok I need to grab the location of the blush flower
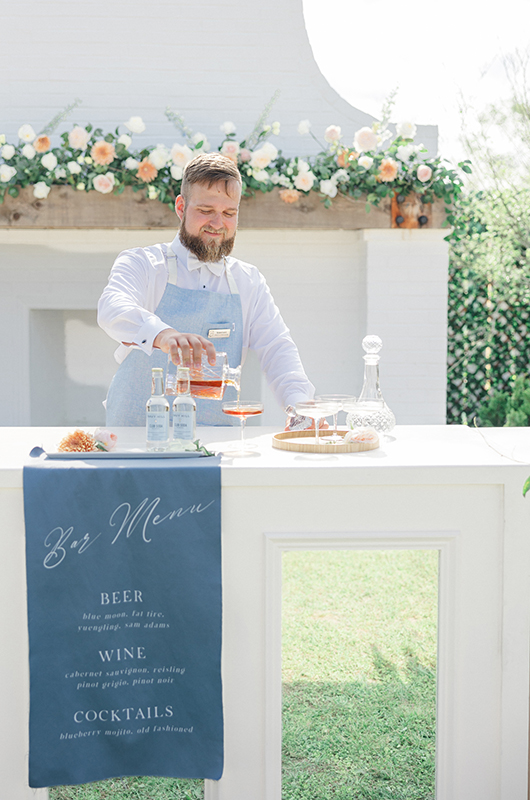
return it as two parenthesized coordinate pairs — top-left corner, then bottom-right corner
(93, 428), (117, 451)
(34, 135), (51, 153)
(221, 140), (240, 162)
(91, 140), (116, 166)
(93, 173), (115, 194)
(249, 147), (273, 169)
(136, 159), (158, 183)
(293, 170), (316, 192)
(378, 158), (399, 182)
(68, 126), (91, 150)
(353, 127), (378, 153)
(171, 143), (193, 167)
(417, 164), (433, 182)
(279, 188), (301, 204)
(239, 148), (251, 163)
(324, 125), (341, 143)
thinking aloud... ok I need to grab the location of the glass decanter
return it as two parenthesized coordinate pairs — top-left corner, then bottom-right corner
(345, 335), (396, 434)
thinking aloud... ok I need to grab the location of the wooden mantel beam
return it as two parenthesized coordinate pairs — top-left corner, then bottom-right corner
(0, 186), (447, 230)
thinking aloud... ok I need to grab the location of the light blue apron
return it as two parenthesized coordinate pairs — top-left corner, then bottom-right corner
(105, 244), (243, 426)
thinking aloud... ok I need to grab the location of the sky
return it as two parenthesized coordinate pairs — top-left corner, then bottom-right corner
(302, 0), (530, 163)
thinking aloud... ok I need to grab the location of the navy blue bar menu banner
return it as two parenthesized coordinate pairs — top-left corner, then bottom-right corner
(23, 457), (223, 788)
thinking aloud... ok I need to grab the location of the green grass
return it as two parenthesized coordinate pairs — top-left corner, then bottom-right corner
(50, 549), (438, 800)
(282, 550), (438, 800)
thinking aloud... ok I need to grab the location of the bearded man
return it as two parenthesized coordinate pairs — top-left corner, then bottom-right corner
(98, 152), (315, 426)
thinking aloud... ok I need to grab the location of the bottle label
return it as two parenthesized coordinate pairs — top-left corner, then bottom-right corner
(173, 411), (195, 441)
(147, 412), (169, 441)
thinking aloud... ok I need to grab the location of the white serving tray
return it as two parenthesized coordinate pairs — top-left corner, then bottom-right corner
(30, 447), (213, 460)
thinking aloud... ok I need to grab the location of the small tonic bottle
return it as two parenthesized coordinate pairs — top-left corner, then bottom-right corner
(146, 367), (170, 451)
(172, 366), (196, 448)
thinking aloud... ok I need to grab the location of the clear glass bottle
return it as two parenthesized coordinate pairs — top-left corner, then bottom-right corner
(172, 366), (196, 448)
(146, 367), (170, 451)
(345, 335), (396, 434)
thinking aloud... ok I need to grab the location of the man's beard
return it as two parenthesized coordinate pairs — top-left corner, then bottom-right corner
(179, 214), (236, 262)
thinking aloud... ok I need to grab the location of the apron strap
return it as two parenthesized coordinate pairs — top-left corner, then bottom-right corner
(165, 243), (240, 295)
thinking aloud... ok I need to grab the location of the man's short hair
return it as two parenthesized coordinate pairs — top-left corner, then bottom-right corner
(181, 153), (242, 200)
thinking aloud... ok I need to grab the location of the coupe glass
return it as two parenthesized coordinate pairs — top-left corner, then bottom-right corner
(295, 401), (336, 446)
(222, 402), (264, 455)
(315, 394), (357, 443)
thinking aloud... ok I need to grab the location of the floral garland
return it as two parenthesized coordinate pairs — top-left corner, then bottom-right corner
(0, 105), (470, 229)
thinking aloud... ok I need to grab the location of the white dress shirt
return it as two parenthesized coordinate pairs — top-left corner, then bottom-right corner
(97, 235), (314, 409)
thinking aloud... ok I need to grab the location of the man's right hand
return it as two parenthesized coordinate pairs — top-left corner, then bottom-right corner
(153, 328), (217, 366)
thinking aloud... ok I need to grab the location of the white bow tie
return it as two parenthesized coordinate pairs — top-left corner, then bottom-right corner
(186, 251), (225, 276)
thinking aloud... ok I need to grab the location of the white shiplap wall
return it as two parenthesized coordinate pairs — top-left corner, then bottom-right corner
(0, 0), (437, 157)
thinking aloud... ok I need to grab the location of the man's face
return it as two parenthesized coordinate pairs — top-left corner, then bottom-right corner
(175, 179), (241, 262)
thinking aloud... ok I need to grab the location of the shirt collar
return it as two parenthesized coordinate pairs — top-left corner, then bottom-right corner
(170, 235), (226, 277)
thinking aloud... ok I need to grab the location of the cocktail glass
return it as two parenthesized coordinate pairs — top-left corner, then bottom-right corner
(222, 401), (264, 455)
(295, 401), (336, 446)
(315, 394), (357, 443)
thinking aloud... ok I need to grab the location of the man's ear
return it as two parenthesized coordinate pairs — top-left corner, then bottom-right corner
(175, 195), (185, 221)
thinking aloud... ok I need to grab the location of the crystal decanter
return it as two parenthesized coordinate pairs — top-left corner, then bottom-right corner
(345, 335), (396, 434)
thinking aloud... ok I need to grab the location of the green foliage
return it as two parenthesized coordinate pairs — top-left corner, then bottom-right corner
(477, 376), (530, 427)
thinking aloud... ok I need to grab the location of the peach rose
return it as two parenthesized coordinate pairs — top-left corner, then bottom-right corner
(91, 140), (116, 166)
(279, 188), (301, 204)
(34, 135), (51, 153)
(337, 148), (359, 168)
(293, 170), (316, 192)
(417, 164), (433, 183)
(68, 126), (91, 150)
(136, 159), (158, 183)
(93, 173), (115, 194)
(239, 148), (251, 163)
(378, 158), (398, 182)
(221, 140), (240, 162)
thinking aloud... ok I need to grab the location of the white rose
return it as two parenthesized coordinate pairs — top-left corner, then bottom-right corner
(191, 132), (209, 152)
(0, 164), (16, 182)
(358, 155), (374, 170)
(324, 125), (341, 143)
(22, 144), (36, 159)
(67, 161), (82, 174)
(270, 172), (281, 185)
(353, 127), (378, 153)
(170, 164), (183, 181)
(124, 157), (140, 170)
(33, 181), (51, 199)
(396, 121), (417, 139)
(117, 134), (132, 149)
(271, 121), (280, 135)
(320, 179), (338, 198)
(124, 116), (146, 134)
(297, 119), (311, 136)
(41, 152), (58, 171)
(1, 144), (15, 160)
(294, 170), (315, 191)
(0, 134), (5, 145)
(220, 121), (236, 135)
(148, 145), (170, 170)
(171, 143), (193, 167)
(253, 169), (270, 183)
(249, 147), (272, 169)
(18, 124), (36, 143)
(396, 144), (415, 162)
(261, 141), (278, 160)
(333, 169), (349, 183)
(54, 167), (67, 179)
(296, 159), (310, 173)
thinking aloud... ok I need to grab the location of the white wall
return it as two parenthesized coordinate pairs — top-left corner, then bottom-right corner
(0, 0), (437, 158)
(0, 228), (448, 428)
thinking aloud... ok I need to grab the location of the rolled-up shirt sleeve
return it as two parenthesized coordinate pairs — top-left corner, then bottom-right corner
(97, 247), (169, 362)
(246, 270), (315, 408)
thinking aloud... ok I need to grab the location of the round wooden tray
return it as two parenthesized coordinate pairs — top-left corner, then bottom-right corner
(272, 429), (379, 454)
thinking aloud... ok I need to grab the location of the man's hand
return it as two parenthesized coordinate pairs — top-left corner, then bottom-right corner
(153, 328), (217, 366)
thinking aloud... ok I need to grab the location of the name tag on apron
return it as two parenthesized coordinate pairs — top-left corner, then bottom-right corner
(208, 327), (231, 339)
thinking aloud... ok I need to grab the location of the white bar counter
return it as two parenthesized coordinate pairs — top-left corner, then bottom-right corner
(2, 425), (530, 800)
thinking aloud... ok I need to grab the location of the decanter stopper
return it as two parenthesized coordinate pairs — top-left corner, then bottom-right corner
(347, 334), (396, 434)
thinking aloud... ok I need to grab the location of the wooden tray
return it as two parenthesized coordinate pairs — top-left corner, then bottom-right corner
(272, 430), (379, 454)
